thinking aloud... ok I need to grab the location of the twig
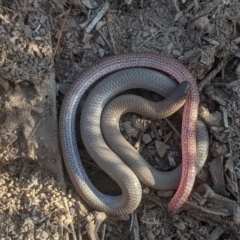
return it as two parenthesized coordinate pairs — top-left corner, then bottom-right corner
(18, 161), (28, 184)
(63, 197), (77, 240)
(101, 223), (106, 240)
(132, 211), (140, 240)
(28, 117), (42, 140)
(59, 215), (64, 237)
(52, 8), (71, 59)
(172, 0), (180, 12)
(85, 2), (110, 33)
(0, 4), (15, 13)
(98, 29), (113, 51)
(129, 212), (134, 231)
(198, 57), (230, 91)
(133, 30), (162, 52)
(86, 220), (99, 240)
(164, 118), (181, 138)
(145, 15), (164, 31)
(65, 232), (69, 240)
(219, 106), (229, 128)
(105, 12), (117, 55)
(188, 6), (218, 23)
(78, 223), (83, 240)
(193, 0), (199, 12)
(13, 0), (22, 17)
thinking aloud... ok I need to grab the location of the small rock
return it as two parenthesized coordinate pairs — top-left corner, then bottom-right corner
(66, 16), (80, 30)
(82, 33), (94, 43)
(82, 0), (98, 9)
(142, 187), (150, 194)
(194, 16), (210, 31)
(132, 30), (138, 37)
(142, 31), (149, 38)
(39, 230), (49, 239)
(167, 151), (178, 167)
(53, 232), (60, 240)
(83, 42), (91, 49)
(142, 133), (152, 144)
(172, 49), (182, 56)
(150, 123), (159, 138)
(96, 20), (106, 30)
(96, 36), (105, 46)
(147, 230), (155, 240)
(32, 106), (45, 114)
(40, 14), (48, 24)
(66, 42), (74, 49)
(174, 10), (183, 22)
(174, 222), (186, 230)
(153, 229), (160, 236)
(209, 226), (225, 240)
(92, 45), (98, 54)
(98, 48), (105, 57)
(66, 32), (72, 39)
(123, 121), (138, 137)
(149, 27), (158, 34)
(155, 141), (170, 157)
(158, 129), (163, 136)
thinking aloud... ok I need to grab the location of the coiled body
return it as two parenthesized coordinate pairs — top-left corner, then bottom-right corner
(59, 53), (201, 215)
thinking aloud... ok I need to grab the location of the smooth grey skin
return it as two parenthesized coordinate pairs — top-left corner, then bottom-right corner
(102, 94), (209, 190)
(59, 54), (209, 216)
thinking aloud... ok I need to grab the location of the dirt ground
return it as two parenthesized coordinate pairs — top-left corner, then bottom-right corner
(1, 0), (240, 239)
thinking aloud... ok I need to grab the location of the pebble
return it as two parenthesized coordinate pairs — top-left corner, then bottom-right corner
(123, 121), (138, 137)
(142, 133), (152, 144)
(96, 36), (105, 46)
(82, 33), (94, 43)
(142, 31), (149, 38)
(172, 49), (182, 56)
(174, 222), (186, 230)
(96, 20), (106, 30)
(83, 42), (91, 49)
(38, 230), (49, 239)
(158, 129), (163, 136)
(142, 187), (150, 194)
(153, 229), (160, 236)
(155, 141), (170, 157)
(194, 16), (210, 31)
(149, 27), (158, 34)
(98, 48), (105, 57)
(147, 230), (155, 240)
